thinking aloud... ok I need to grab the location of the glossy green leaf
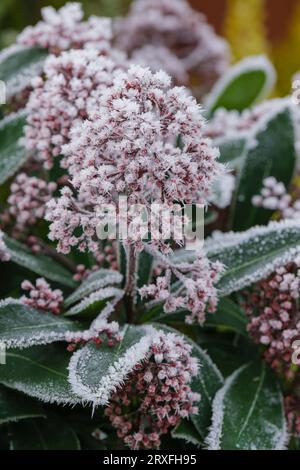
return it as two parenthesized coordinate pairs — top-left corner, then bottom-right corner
(0, 385), (44, 425)
(0, 344), (81, 405)
(64, 269), (122, 307)
(206, 220), (300, 296)
(0, 299), (82, 348)
(0, 111), (29, 185)
(206, 56), (276, 114)
(0, 45), (47, 98)
(4, 235), (76, 288)
(206, 362), (287, 450)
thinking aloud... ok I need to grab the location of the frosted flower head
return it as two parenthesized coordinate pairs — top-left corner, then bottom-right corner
(8, 173), (57, 230)
(23, 49), (125, 169)
(116, 0), (230, 91)
(46, 65), (223, 253)
(0, 230), (10, 262)
(21, 277), (64, 315)
(105, 331), (199, 449)
(17, 2), (113, 55)
(241, 258), (300, 377)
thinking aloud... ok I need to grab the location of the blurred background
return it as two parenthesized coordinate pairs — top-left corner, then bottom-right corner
(0, 0), (299, 95)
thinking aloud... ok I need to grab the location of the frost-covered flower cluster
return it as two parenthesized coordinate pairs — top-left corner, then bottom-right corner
(0, 230), (10, 262)
(252, 177), (300, 220)
(23, 49), (125, 169)
(45, 65), (223, 254)
(17, 2), (113, 55)
(105, 331), (199, 449)
(21, 278), (64, 315)
(241, 259), (300, 376)
(8, 173), (57, 230)
(140, 250), (224, 325)
(116, 0), (229, 90)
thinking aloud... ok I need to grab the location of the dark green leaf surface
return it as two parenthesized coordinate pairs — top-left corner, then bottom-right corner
(0, 111), (29, 185)
(0, 344), (80, 405)
(0, 300), (82, 348)
(9, 415), (80, 450)
(206, 362), (286, 450)
(0, 385), (44, 425)
(4, 235), (76, 288)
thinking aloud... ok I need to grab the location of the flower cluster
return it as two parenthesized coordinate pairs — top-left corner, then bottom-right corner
(241, 259), (300, 377)
(65, 320), (121, 352)
(8, 173), (57, 230)
(0, 230), (10, 262)
(140, 250), (223, 325)
(252, 177), (300, 220)
(23, 49), (125, 169)
(105, 331), (199, 449)
(17, 2), (113, 55)
(21, 278), (64, 315)
(116, 0), (229, 90)
(45, 65), (223, 253)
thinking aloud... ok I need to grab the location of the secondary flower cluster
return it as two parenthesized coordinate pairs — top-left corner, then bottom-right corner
(21, 277), (64, 315)
(23, 49), (125, 169)
(8, 173), (57, 230)
(46, 65), (222, 254)
(140, 250), (223, 325)
(252, 176), (300, 220)
(241, 259), (300, 377)
(116, 0), (229, 90)
(17, 2), (113, 55)
(105, 331), (199, 449)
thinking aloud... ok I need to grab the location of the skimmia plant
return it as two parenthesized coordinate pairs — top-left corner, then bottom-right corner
(0, 0), (300, 451)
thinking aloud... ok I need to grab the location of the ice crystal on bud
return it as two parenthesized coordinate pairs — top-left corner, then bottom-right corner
(140, 248), (224, 325)
(105, 330), (199, 449)
(23, 49), (125, 169)
(0, 230), (10, 262)
(17, 2), (113, 55)
(46, 65), (223, 253)
(241, 258), (300, 377)
(116, 0), (229, 91)
(8, 173), (57, 230)
(21, 278), (64, 315)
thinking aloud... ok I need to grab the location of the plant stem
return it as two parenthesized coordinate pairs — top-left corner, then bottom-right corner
(124, 244), (137, 323)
